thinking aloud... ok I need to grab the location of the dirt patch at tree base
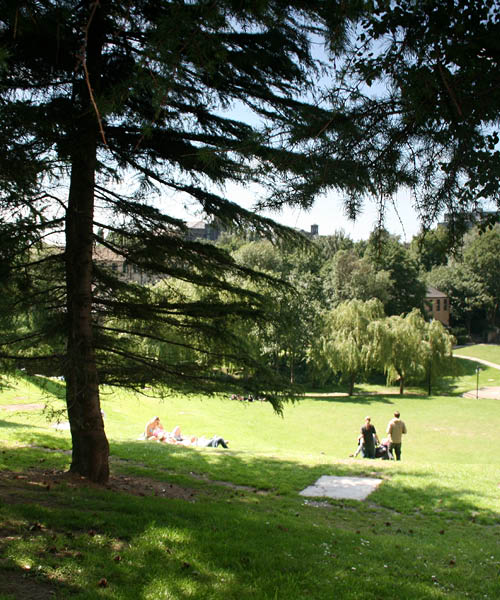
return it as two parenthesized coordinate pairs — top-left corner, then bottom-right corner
(0, 467), (200, 504)
(1, 568), (65, 600)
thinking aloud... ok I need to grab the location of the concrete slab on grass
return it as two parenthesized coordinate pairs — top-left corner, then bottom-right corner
(299, 475), (383, 501)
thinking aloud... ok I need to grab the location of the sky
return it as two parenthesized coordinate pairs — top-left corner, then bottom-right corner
(168, 180), (427, 243)
(254, 189), (424, 242)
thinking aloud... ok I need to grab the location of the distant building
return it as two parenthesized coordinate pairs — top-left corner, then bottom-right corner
(293, 224), (319, 238)
(438, 210), (499, 231)
(186, 220), (221, 241)
(93, 220), (221, 283)
(93, 245), (159, 285)
(93, 221), (320, 284)
(425, 286), (450, 326)
(187, 220), (319, 241)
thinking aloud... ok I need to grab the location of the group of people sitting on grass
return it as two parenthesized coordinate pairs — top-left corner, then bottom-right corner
(230, 393), (267, 402)
(144, 416), (229, 448)
(351, 431), (394, 460)
(350, 413), (407, 461)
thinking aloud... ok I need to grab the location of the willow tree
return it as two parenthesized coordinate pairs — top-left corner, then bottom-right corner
(378, 309), (455, 395)
(423, 319), (455, 396)
(310, 299), (386, 395)
(379, 309), (428, 395)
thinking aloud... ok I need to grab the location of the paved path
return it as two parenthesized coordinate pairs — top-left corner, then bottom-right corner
(454, 354), (500, 370)
(454, 354), (500, 398)
(299, 475), (383, 501)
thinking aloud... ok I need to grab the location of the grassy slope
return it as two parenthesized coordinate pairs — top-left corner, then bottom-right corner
(454, 343), (500, 365)
(0, 351), (499, 600)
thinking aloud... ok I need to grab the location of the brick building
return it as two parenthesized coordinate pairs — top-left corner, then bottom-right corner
(425, 286), (450, 326)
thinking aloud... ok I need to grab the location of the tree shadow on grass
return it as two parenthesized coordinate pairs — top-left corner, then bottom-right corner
(302, 393), (432, 405)
(0, 419), (39, 430)
(17, 372), (66, 401)
(432, 359), (489, 397)
(1, 436), (499, 599)
(303, 394), (391, 405)
(1, 566), (81, 600)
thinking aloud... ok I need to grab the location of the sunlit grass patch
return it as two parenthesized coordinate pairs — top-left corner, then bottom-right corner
(2, 358), (500, 599)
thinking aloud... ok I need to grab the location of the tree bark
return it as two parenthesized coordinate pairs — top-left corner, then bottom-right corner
(348, 373), (355, 396)
(65, 0), (109, 483)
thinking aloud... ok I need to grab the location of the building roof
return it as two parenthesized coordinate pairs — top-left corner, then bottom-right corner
(186, 220), (208, 230)
(93, 245), (124, 261)
(426, 285), (448, 298)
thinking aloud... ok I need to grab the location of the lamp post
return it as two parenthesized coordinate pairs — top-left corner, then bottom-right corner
(476, 366), (480, 399)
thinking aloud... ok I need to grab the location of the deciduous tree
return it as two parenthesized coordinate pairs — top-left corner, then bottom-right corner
(321, 249), (393, 309)
(364, 230), (426, 316)
(378, 309), (427, 395)
(427, 262), (488, 337)
(310, 299), (385, 395)
(462, 226), (500, 330)
(423, 319), (455, 396)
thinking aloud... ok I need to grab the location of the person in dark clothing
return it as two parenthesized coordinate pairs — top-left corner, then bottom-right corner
(361, 416), (379, 459)
(205, 436), (228, 448)
(195, 436), (229, 448)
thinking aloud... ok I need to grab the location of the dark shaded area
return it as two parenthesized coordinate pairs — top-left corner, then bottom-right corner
(302, 394), (396, 405)
(433, 357), (483, 395)
(0, 437), (498, 599)
(0, 568), (80, 600)
(0, 419), (38, 430)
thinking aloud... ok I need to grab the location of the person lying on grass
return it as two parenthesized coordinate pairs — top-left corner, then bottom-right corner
(194, 436), (229, 448)
(144, 417), (227, 447)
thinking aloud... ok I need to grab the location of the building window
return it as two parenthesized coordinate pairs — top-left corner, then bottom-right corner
(443, 299), (448, 311)
(123, 262), (128, 274)
(111, 263), (118, 272)
(436, 299), (441, 311)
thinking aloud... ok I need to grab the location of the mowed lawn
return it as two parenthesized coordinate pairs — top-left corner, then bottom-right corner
(0, 353), (499, 600)
(454, 343), (500, 365)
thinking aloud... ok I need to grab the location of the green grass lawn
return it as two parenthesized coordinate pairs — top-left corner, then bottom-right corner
(454, 343), (500, 365)
(1, 353), (499, 600)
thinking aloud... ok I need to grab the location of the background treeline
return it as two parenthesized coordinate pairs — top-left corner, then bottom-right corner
(104, 222), (497, 390)
(213, 222), (497, 387)
(10, 222), (498, 392)
(2, 0), (499, 482)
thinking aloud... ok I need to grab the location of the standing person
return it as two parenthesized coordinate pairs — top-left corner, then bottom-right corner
(386, 411), (407, 461)
(361, 416), (379, 459)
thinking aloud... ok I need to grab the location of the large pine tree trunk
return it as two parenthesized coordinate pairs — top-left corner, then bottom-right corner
(65, 145), (109, 483)
(65, 0), (109, 484)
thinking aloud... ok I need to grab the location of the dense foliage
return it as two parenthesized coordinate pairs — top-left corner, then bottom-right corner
(1, 0), (499, 481)
(2, 0), (364, 481)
